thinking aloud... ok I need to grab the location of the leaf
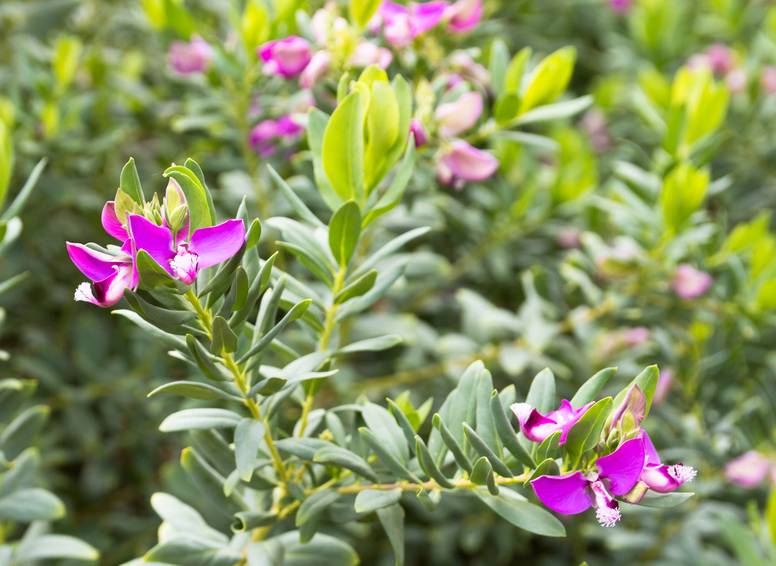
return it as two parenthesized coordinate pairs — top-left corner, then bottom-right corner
(0, 405), (48, 459)
(633, 491), (694, 509)
(489, 39), (510, 96)
(363, 138), (415, 227)
(660, 163), (709, 233)
(329, 201), (362, 266)
(350, 0), (381, 27)
(248, 532), (359, 566)
(0, 488), (64, 522)
(16, 535), (99, 562)
(362, 402), (409, 463)
(338, 335), (403, 354)
(464, 424), (512, 477)
(612, 365), (659, 419)
(377, 504), (405, 566)
(354, 226), (430, 277)
(570, 367), (618, 407)
(159, 409), (242, 432)
(364, 79), (400, 191)
(147, 381), (238, 402)
(354, 489), (402, 513)
(135, 249), (178, 289)
(296, 489), (341, 526)
(308, 109), (342, 210)
(359, 428), (419, 482)
(234, 418), (264, 481)
(211, 316), (238, 354)
(323, 86), (368, 203)
(164, 165), (214, 232)
(489, 392), (534, 467)
(563, 397), (613, 466)
(515, 95), (592, 125)
(150, 492), (227, 545)
(145, 538), (241, 566)
(414, 436), (454, 488)
(1, 157), (46, 222)
(120, 156), (144, 204)
(526, 368), (556, 412)
(314, 445), (378, 482)
(519, 46), (576, 113)
(474, 488), (565, 537)
(334, 269), (377, 304)
(431, 413), (471, 472)
(267, 165), (324, 228)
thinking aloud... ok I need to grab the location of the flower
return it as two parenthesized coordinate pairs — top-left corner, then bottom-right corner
(653, 369), (673, 406)
(511, 399), (594, 444)
(726, 68), (747, 93)
(437, 140), (498, 188)
(128, 214), (246, 285)
(410, 119), (428, 147)
(67, 241), (136, 307)
(350, 41), (393, 69)
(445, 0), (482, 33)
(671, 264), (712, 300)
(762, 66), (776, 95)
(609, 0), (632, 14)
(531, 437), (646, 527)
(434, 91), (483, 137)
(706, 43), (735, 76)
(100, 201), (129, 242)
(300, 51), (332, 89)
(379, 1), (448, 47)
(725, 451), (772, 488)
(639, 431), (697, 493)
(259, 36), (312, 78)
(607, 385), (646, 434)
(169, 36), (213, 75)
(249, 115), (304, 157)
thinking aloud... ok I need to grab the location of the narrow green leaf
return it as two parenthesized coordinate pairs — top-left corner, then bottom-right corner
(570, 367), (617, 407)
(354, 489), (401, 513)
(120, 157), (144, 204)
(474, 488), (565, 537)
(328, 201), (362, 266)
(159, 409), (242, 432)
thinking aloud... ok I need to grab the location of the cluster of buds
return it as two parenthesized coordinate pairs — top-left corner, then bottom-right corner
(513, 385), (696, 527)
(66, 162), (246, 306)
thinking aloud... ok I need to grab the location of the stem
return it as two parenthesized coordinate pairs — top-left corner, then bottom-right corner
(336, 473), (530, 494)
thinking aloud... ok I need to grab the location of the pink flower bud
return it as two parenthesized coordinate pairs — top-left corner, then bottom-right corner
(438, 140), (499, 186)
(725, 451), (772, 488)
(762, 66), (776, 95)
(445, 0), (482, 33)
(706, 43), (734, 77)
(435, 91), (483, 138)
(609, 0), (632, 14)
(409, 119), (428, 147)
(671, 264), (712, 300)
(379, 1), (447, 47)
(169, 36), (213, 75)
(249, 115), (303, 157)
(725, 68), (747, 93)
(350, 41), (393, 69)
(259, 36), (312, 78)
(622, 326), (649, 347)
(299, 51), (331, 88)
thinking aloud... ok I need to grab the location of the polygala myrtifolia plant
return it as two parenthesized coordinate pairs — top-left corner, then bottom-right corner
(65, 76), (695, 565)
(0, 118), (97, 563)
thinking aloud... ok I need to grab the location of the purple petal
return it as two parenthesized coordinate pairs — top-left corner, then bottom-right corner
(639, 430), (661, 466)
(446, 0), (482, 33)
(67, 243), (123, 282)
(552, 400), (593, 445)
(609, 384), (646, 432)
(189, 219), (246, 270)
(128, 214), (175, 275)
(531, 472), (592, 515)
(435, 91), (483, 138)
(511, 403), (559, 443)
(101, 201), (128, 241)
(640, 464), (682, 493)
(410, 1), (448, 34)
(74, 264), (133, 307)
(595, 437), (646, 496)
(441, 140), (499, 182)
(725, 451), (772, 488)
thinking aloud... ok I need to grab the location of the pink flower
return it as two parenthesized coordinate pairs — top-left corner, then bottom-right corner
(671, 264), (712, 300)
(445, 0), (482, 33)
(169, 36), (213, 75)
(379, 1), (448, 47)
(434, 91), (483, 137)
(726, 68), (747, 93)
(762, 66), (776, 95)
(410, 119), (428, 147)
(448, 51), (490, 87)
(639, 431), (697, 494)
(622, 326), (649, 347)
(609, 0), (632, 14)
(259, 36), (312, 78)
(299, 51), (331, 88)
(249, 115), (304, 157)
(725, 451), (772, 488)
(511, 400), (594, 445)
(437, 140), (498, 187)
(706, 43), (735, 76)
(653, 369), (673, 406)
(350, 41), (393, 69)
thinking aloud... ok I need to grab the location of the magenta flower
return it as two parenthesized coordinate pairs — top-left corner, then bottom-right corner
(435, 91), (483, 138)
(67, 241), (137, 308)
(671, 264), (712, 300)
(350, 41), (393, 70)
(299, 51), (331, 89)
(762, 66), (776, 95)
(259, 36), (312, 78)
(410, 119), (428, 147)
(169, 36), (213, 75)
(100, 201), (129, 242)
(639, 431), (696, 493)
(437, 140), (498, 187)
(249, 115), (304, 157)
(445, 0), (482, 33)
(511, 399), (594, 445)
(128, 214), (246, 285)
(531, 437), (646, 527)
(725, 451), (772, 488)
(609, 0), (632, 14)
(706, 43), (735, 76)
(379, 1), (448, 47)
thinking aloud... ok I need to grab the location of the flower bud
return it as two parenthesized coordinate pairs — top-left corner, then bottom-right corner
(259, 36), (312, 78)
(445, 0), (482, 33)
(438, 140), (498, 186)
(725, 451), (772, 488)
(434, 91), (483, 138)
(169, 36), (213, 75)
(671, 264), (712, 300)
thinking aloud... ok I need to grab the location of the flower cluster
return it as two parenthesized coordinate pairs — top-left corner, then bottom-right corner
(66, 175), (245, 307)
(513, 386), (696, 527)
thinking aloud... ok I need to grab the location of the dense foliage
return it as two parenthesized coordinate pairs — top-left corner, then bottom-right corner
(3, 0), (776, 564)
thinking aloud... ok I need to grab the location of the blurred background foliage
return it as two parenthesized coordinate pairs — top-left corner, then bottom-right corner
(3, 0), (776, 563)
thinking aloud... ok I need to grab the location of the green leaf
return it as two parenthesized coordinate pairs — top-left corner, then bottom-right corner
(354, 489), (402, 513)
(489, 392), (534, 467)
(632, 491), (694, 509)
(474, 488), (565, 537)
(359, 428), (419, 482)
(363, 138), (415, 227)
(296, 489), (340, 526)
(334, 269), (377, 304)
(464, 424), (512, 477)
(489, 39), (510, 96)
(414, 436), (454, 488)
(234, 418), (264, 481)
(660, 163), (709, 233)
(238, 299), (312, 364)
(267, 165), (324, 228)
(159, 409), (242, 432)
(504, 47), (532, 93)
(612, 365), (659, 419)
(768, 488), (776, 546)
(323, 86), (368, 203)
(246, 218), (262, 248)
(526, 368), (556, 412)
(314, 445), (378, 482)
(570, 367), (618, 407)
(515, 95), (592, 125)
(519, 46), (576, 113)
(0, 488), (64, 522)
(0, 405), (49, 459)
(147, 381), (238, 402)
(186, 334), (228, 381)
(329, 201), (362, 266)
(563, 397), (613, 466)
(350, 0), (381, 27)
(376, 504), (405, 566)
(431, 413), (472, 472)
(120, 157), (144, 204)
(16, 535), (99, 562)
(150, 492), (227, 544)
(211, 316), (238, 354)
(354, 226), (430, 277)
(164, 165), (214, 232)
(135, 249), (178, 289)
(470, 456), (498, 494)
(362, 402), (409, 463)
(0, 122), (13, 211)
(248, 532), (359, 566)
(145, 539), (241, 566)
(339, 335), (403, 354)
(308, 109), (342, 210)
(1, 157), (46, 222)
(364, 80), (400, 191)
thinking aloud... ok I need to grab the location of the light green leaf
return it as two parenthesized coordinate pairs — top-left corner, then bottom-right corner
(159, 409), (242, 432)
(474, 488), (565, 537)
(329, 201), (362, 266)
(323, 86), (368, 203)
